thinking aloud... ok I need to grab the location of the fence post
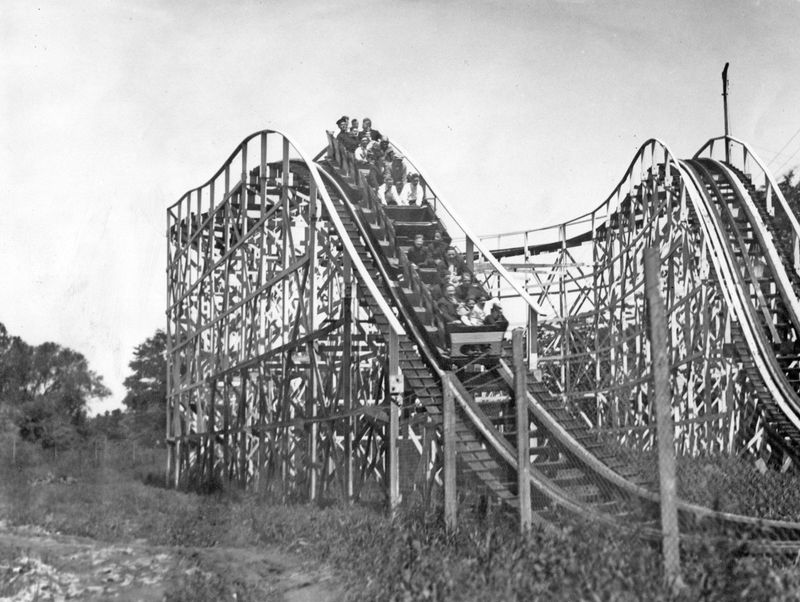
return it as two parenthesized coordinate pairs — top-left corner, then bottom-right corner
(513, 329), (532, 532)
(387, 330), (401, 515)
(443, 372), (457, 531)
(644, 247), (683, 591)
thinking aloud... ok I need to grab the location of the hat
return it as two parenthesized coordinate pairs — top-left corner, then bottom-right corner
(410, 172), (420, 180)
(337, 115), (348, 126)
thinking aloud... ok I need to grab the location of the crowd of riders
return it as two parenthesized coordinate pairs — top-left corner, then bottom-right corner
(334, 115), (508, 335)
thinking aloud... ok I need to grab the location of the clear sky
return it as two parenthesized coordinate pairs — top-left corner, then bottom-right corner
(3, 0), (800, 414)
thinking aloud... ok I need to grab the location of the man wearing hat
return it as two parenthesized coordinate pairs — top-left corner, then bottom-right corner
(336, 115), (359, 152)
(390, 154), (408, 193)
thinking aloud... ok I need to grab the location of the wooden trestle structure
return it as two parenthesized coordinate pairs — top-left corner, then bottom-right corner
(167, 128), (800, 550)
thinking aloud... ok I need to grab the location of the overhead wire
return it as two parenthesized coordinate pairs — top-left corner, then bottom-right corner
(767, 124), (800, 177)
(767, 124), (800, 167)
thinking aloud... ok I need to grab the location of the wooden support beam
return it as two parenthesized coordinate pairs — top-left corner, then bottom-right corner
(644, 247), (683, 591)
(443, 372), (457, 531)
(239, 369), (248, 488)
(513, 329), (532, 532)
(387, 330), (401, 514)
(208, 381), (216, 484)
(307, 177), (318, 501)
(343, 253), (353, 501)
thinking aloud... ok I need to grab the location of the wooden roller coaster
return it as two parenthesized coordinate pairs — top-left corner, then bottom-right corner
(165, 127), (800, 552)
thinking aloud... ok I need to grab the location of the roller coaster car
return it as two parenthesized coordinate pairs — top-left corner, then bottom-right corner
(447, 322), (507, 365)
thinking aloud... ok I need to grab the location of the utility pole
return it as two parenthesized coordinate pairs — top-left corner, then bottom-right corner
(722, 63), (731, 163)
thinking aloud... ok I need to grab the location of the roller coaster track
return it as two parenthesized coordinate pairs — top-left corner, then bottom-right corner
(166, 127), (800, 552)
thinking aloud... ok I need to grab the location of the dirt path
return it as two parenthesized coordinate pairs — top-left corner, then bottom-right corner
(0, 522), (342, 601)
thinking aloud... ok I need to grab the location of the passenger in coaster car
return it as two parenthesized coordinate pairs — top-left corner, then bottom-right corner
(483, 301), (509, 330)
(378, 174), (400, 205)
(368, 141), (386, 181)
(407, 233), (432, 267)
(437, 284), (461, 323)
(474, 294), (488, 320)
(455, 272), (481, 302)
(354, 137), (380, 188)
(382, 149), (395, 179)
(399, 172), (425, 206)
(390, 155), (408, 193)
(445, 246), (467, 277)
(460, 296), (485, 326)
(426, 260), (450, 300)
(349, 118), (360, 137)
(354, 136), (371, 166)
(359, 117), (383, 141)
(429, 230), (448, 263)
(336, 116), (360, 153)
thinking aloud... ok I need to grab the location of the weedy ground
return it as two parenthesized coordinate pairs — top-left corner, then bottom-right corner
(1, 438), (800, 601)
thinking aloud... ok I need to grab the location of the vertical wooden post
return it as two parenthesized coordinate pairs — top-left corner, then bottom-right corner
(421, 425), (432, 507)
(644, 247), (683, 590)
(342, 253), (354, 501)
(208, 379), (216, 485)
(173, 396), (182, 488)
(239, 370), (248, 489)
(257, 384), (266, 492)
(223, 383), (231, 486)
(307, 175), (318, 502)
(527, 306), (539, 378)
(513, 329), (532, 532)
(465, 238), (474, 273)
(722, 63), (731, 164)
(443, 372), (457, 531)
(387, 330), (401, 514)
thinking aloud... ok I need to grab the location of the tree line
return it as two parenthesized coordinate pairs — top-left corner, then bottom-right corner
(0, 323), (166, 449)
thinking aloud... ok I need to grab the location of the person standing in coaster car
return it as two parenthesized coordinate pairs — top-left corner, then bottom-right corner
(399, 173), (425, 205)
(407, 233), (431, 267)
(359, 117), (383, 141)
(390, 155), (408, 193)
(368, 141), (386, 181)
(350, 118), (360, 137)
(437, 285), (461, 323)
(336, 116), (359, 152)
(378, 174), (400, 205)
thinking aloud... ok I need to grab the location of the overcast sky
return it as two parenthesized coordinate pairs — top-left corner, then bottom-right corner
(3, 0), (800, 414)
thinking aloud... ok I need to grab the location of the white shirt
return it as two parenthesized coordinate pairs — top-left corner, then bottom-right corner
(354, 146), (369, 163)
(399, 181), (425, 206)
(378, 183), (400, 205)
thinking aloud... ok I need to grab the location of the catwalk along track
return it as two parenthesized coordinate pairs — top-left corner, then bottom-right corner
(166, 129), (800, 552)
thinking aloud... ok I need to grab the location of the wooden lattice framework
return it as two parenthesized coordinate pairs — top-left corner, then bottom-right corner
(481, 140), (776, 459)
(165, 131), (410, 501)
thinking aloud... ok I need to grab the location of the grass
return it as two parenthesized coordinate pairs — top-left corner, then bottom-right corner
(2, 438), (800, 600)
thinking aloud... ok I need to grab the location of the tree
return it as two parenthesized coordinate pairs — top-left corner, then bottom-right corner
(0, 322), (110, 448)
(778, 169), (800, 214)
(122, 330), (167, 445)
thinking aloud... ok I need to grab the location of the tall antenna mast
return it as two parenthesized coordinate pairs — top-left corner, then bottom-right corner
(722, 63), (730, 163)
